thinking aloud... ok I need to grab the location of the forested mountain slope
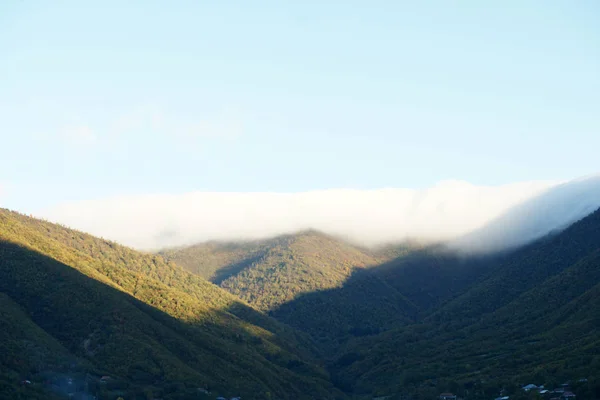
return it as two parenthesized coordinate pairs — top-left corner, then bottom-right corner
(333, 207), (600, 398)
(0, 292), (76, 400)
(0, 209), (344, 400)
(160, 239), (275, 283)
(162, 205), (600, 399)
(369, 247), (502, 313)
(163, 231), (421, 349)
(163, 231), (385, 309)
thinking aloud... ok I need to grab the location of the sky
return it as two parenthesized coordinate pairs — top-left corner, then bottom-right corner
(1, 1), (599, 248)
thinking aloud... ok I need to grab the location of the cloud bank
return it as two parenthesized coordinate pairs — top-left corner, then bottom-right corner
(448, 175), (600, 254)
(35, 178), (582, 252)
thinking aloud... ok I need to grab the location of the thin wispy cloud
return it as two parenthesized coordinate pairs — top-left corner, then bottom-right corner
(36, 179), (578, 252)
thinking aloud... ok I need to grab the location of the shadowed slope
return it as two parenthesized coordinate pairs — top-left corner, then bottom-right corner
(0, 209), (345, 400)
(163, 231), (422, 350)
(331, 207), (600, 398)
(164, 230), (397, 312)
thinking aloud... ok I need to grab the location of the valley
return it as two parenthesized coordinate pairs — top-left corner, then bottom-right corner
(4, 2), (599, 399)
(2, 205), (600, 400)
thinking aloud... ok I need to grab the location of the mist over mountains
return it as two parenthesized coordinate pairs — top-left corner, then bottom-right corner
(33, 175), (600, 254)
(449, 174), (600, 254)
(3, 174), (600, 399)
(37, 179), (566, 252)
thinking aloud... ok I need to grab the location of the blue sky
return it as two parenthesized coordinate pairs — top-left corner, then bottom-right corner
(1, 1), (599, 213)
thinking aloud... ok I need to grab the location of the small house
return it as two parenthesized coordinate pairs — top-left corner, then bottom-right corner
(561, 392), (576, 400)
(523, 384), (539, 392)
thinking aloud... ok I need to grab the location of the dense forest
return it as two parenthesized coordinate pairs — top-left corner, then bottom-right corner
(165, 209), (600, 400)
(162, 231), (422, 349)
(330, 208), (600, 398)
(2, 206), (600, 399)
(0, 209), (343, 400)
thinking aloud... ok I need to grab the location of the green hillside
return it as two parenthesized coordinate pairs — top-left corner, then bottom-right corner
(0, 209), (344, 400)
(332, 208), (600, 399)
(161, 208), (600, 399)
(0, 292), (76, 400)
(369, 246), (502, 313)
(160, 239), (275, 283)
(5, 202), (600, 400)
(163, 231), (420, 349)
(163, 230), (385, 310)
(216, 231), (386, 311)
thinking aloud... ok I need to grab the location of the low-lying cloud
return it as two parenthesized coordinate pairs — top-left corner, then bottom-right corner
(35, 178), (592, 252)
(448, 175), (600, 254)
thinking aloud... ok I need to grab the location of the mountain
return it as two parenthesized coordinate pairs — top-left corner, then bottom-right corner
(162, 230), (386, 308)
(162, 231), (421, 349)
(0, 209), (344, 400)
(161, 196), (600, 399)
(6, 183), (600, 400)
(331, 207), (600, 398)
(367, 246), (502, 313)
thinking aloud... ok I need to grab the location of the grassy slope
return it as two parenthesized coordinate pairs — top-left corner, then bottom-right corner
(0, 209), (344, 400)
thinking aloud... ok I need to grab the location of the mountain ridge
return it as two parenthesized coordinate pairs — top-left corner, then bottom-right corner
(4, 199), (600, 399)
(162, 205), (600, 398)
(331, 207), (600, 397)
(0, 208), (344, 400)
(162, 230), (421, 349)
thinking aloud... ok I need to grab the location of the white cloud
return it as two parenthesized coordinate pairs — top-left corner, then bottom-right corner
(448, 174), (600, 254)
(34, 178), (592, 253)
